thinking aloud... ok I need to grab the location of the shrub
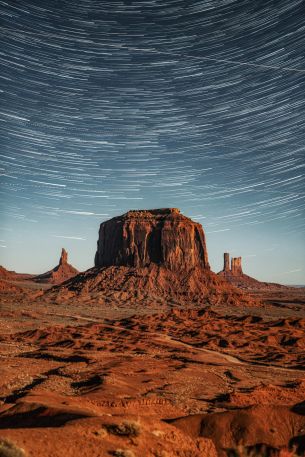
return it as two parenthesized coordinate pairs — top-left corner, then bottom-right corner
(226, 444), (297, 457)
(105, 420), (141, 437)
(111, 450), (136, 457)
(0, 440), (25, 457)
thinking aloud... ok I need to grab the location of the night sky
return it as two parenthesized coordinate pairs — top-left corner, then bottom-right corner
(1, 0), (305, 284)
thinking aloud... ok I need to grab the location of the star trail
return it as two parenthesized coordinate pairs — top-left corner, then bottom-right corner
(0, 0), (304, 282)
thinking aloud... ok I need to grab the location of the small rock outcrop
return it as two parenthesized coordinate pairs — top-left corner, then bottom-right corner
(95, 208), (210, 272)
(33, 248), (79, 285)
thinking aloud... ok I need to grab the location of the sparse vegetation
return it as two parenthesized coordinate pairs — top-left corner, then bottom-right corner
(153, 451), (169, 457)
(226, 444), (298, 457)
(105, 420), (141, 437)
(0, 440), (25, 457)
(110, 450), (136, 457)
(92, 428), (108, 438)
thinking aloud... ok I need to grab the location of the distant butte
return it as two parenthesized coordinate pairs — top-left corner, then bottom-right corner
(32, 248), (79, 285)
(218, 252), (289, 290)
(47, 209), (257, 307)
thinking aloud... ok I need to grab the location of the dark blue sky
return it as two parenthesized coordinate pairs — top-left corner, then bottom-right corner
(0, 0), (305, 283)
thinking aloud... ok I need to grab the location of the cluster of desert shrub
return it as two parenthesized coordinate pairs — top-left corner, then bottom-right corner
(105, 420), (140, 457)
(110, 449), (135, 457)
(104, 420), (141, 438)
(0, 440), (25, 457)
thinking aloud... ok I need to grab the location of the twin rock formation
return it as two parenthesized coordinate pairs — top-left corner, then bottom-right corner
(50, 209), (254, 306)
(218, 252), (287, 290)
(222, 253), (243, 276)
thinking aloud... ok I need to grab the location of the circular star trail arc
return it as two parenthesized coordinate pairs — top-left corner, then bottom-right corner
(0, 0), (304, 281)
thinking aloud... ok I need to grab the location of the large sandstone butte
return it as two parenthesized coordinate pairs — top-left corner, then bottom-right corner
(47, 209), (257, 307)
(33, 248), (79, 285)
(95, 208), (209, 271)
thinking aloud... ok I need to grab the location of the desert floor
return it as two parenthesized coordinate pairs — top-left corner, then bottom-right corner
(0, 282), (304, 457)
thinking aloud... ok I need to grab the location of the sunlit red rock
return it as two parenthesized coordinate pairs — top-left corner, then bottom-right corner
(95, 208), (210, 271)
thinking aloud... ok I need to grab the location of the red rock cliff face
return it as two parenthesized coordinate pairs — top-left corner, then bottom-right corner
(95, 208), (210, 272)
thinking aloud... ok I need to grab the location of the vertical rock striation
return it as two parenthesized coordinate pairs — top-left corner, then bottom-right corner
(95, 208), (210, 272)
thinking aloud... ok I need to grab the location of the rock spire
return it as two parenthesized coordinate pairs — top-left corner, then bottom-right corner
(59, 248), (68, 265)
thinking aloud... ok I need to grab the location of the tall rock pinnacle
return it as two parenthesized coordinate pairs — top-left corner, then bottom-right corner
(33, 248), (78, 284)
(220, 252), (243, 276)
(231, 257), (243, 275)
(95, 208), (210, 272)
(223, 253), (230, 272)
(59, 248), (68, 265)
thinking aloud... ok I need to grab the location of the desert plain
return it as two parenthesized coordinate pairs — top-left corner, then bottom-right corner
(0, 209), (304, 457)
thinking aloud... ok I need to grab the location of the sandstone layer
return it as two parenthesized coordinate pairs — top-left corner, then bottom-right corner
(95, 208), (210, 271)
